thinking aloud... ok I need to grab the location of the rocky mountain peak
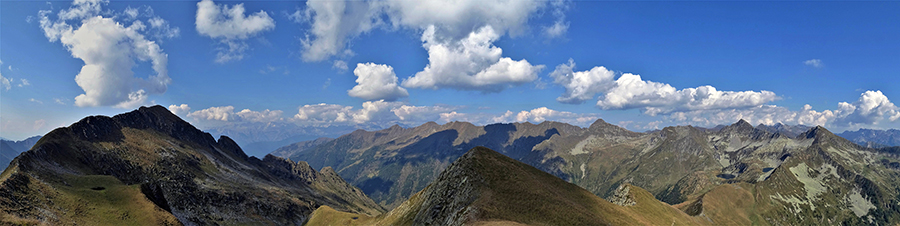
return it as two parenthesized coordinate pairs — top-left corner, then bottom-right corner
(723, 119), (754, 132)
(589, 118), (612, 129)
(800, 125), (833, 139)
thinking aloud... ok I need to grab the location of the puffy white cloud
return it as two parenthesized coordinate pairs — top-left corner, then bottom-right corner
(378, 0), (544, 39)
(599, 73), (778, 115)
(168, 104), (191, 116)
(236, 109), (283, 123)
(186, 105), (284, 123)
(39, 0), (172, 108)
(298, 0), (382, 62)
(490, 107), (599, 125)
(293, 103), (354, 123)
(804, 59), (823, 68)
(551, 59), (615, 104)
(401, 25), (544, 92)
(297, 0), (561, 61)
(392, 105), (455, 122)
(188, 106), (235, 121)
(348, 63), (409, 101)
(832, 90), (900, 126)
(195, 0), (274, 63)
(550, 60), (778, 115)
(665, 90), (900, 130)
(292, 101), (462, 126)
(58, 0), (105, 20)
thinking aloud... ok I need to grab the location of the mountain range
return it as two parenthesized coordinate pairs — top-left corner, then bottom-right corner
(279, 118), (900, 225)
(0, 136), (41, 170)
(3, 105), (900, 225)
(838, 128), (900, 148)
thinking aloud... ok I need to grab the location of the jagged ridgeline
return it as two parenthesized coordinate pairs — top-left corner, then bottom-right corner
(283, 118), (900, 225)
(306, 146), (707, 226)
(0, 106), (384, 225)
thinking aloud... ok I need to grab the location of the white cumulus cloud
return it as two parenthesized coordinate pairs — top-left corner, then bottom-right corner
(550, 60), (778, 116)
(168, 104), (191, 116)
(39, 0), (172, 108)
(665, 90), (900, 131)
(599, 73), (778, 115)
(296, 0), (560, 62)
(292, 102), (597, 128)
(391, 105), (455, 122)
(348, 63), (409, 101)
(186, 105), (284, 123)
(832, 90), (900, 126)
(490, 107), (599, 125)
(236, 109), (283, 123)
(298, 0), (382, 62)
(551, 59), (616, 104)
(188, 106), (235, 121)
(401, 25), (544, 92)
(196, 0), (275, 63)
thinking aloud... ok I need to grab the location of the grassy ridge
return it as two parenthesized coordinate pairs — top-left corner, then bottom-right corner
(306, 147), (707, 226)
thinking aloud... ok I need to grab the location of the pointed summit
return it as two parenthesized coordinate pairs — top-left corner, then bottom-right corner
(800, 125), (833, 139)
(589, 118), (612, 129)
(587, 118), (640, 138)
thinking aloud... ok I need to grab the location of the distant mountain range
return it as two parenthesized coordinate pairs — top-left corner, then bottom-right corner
(202, 122), (358, 158)
(279, 118), (900, 225)
(838, 128), (900, 148)
(0, 136), (41, 169)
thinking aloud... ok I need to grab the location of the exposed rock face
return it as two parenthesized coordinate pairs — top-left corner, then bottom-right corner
(607, 184), (636, 207)
(0, 105), (384, 225)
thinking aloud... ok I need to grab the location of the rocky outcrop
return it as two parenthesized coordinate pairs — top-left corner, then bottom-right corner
(607, 184), (637, 207)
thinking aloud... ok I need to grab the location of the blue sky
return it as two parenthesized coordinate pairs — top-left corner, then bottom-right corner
(2, 0), (899, 142)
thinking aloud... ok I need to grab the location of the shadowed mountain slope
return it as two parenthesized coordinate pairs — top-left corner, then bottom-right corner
(0, 136), (41, 170)
(0, 105), (383, 225)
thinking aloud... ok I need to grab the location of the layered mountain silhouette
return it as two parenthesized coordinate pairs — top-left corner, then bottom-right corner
(3, 105), (900, 225)
(839, 128), (900, 148)
(0, 136), (41, 169)
(306, 146), (706, 226)
(282, 118), (900, 224)
(0, 106), (383, 225)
